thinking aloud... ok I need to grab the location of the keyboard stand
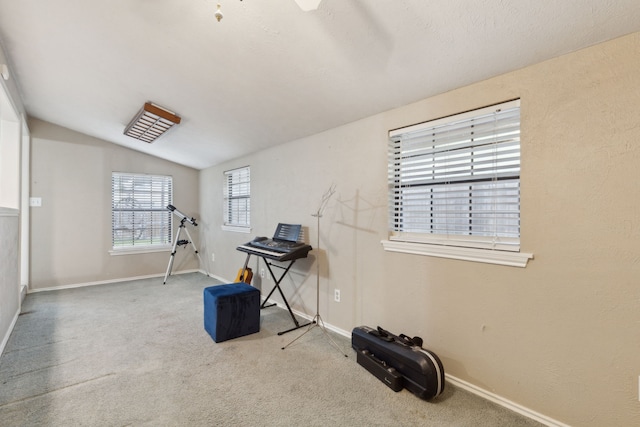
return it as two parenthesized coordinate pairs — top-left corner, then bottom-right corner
(241, 253), (312, 335)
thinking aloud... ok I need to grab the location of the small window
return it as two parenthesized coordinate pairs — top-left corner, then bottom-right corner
(387, 99), (522, 253)
(223, 166), (250, 231)
(111, 172), (172, 250)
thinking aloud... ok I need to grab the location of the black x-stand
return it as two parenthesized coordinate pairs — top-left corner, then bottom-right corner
(239, 253), (312, 335)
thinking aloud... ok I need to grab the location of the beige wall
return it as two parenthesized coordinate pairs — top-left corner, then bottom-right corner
(200, 33), (640, 426)
(29, 119), (200, 290)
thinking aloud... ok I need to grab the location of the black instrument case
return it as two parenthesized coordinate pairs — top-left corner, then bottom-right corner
(351, 325), (445, 400)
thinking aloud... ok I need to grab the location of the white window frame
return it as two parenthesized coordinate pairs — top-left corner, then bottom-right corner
(110, 172), (173, 254)
(382, 99), (532, 267)
(222, 166), (251, 233)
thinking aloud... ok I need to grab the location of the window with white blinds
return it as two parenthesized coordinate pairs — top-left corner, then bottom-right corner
(388, 99), (521, 252)
(111, 172), (173, 249)
(223, 166), (250, 229)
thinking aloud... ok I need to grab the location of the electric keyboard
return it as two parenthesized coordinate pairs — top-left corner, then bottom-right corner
(237, 238), (312, 261)
(235, 224), (313, 335)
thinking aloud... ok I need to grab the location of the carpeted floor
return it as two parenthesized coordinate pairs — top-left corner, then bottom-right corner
(0, 272), (544, 426)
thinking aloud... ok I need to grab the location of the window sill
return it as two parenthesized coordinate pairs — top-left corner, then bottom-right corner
(109, 245), (171, 256)
(381, 240), (533, 268)
(222, 225), (251, 233)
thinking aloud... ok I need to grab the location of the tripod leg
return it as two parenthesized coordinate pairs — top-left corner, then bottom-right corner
(163, 226), (183, 285)
(281, 316), (318, 350)
(182, 227), (209, 277)
(315, 315), (349, 357)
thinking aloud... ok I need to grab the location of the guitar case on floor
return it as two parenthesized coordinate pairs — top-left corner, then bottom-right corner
(351, 325), (445, 400)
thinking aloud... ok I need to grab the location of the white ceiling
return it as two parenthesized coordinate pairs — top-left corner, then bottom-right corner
(1, 0), (639, 170)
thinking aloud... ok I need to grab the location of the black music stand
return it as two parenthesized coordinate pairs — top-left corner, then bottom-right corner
(281, 185), (348, 356)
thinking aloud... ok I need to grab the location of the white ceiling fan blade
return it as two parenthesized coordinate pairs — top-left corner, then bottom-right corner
(294, 0), (322, 12)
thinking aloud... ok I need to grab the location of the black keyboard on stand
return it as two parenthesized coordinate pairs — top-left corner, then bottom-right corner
(237, 237), (312, 261)
(236, 224), (313, 335)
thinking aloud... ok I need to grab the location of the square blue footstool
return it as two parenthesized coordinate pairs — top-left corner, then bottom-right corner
(203, 283), (260, 343)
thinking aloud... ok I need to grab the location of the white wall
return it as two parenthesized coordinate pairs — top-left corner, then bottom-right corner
(0, 83), (20, 208)
(20, 121), (30, 292)
(0, 43), (25, 355)
(200, 33), (640, 426)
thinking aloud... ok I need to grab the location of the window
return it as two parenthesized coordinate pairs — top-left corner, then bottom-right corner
(383, 99), (532, 267)
(223, 166), (250, 231)
(111, 172), (173, 250)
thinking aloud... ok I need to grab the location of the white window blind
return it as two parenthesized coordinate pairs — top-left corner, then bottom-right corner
(112, 172), (173, 249)
(223, 166), (250, 228)
(388, 99), (521, 251)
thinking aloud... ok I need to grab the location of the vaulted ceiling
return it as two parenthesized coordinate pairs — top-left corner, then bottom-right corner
(1, 0), (639, 169)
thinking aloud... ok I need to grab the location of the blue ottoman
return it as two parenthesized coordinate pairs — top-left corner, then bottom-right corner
(203, 283), (260, 343)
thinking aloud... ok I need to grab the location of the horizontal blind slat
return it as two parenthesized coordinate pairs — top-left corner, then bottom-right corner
(388, 100), (520, 243)
(224, 166), (251, 227)
(112, 172), (172, 248)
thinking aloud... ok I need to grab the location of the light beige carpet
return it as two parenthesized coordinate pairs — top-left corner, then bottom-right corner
(0, 272), (544, 426)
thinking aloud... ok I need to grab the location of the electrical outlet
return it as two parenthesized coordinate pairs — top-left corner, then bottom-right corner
(334, 289), (341, 302)
(260, 268), (265, 279)
(211, 253), (215, 262)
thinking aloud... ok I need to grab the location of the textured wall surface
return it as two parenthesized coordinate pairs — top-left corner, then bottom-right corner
(29, 120), (200, 290)
(200, 33), (640, 426)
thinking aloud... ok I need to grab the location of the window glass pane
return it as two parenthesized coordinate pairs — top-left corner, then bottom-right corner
(224, 166), (250, 227)
(112, 173), (172, 248)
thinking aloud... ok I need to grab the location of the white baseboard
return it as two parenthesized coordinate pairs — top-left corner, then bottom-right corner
(27, 269), (203, 293)
(204, 272), (228, 284)
(265, 295), (566, 427)
(0, 308), (20, 357)
(23, 271), (566, 426)
(20, 284), (27, 303)
(271, 301), (565, 426)
(257, 295), (351, 338)
(444, 375), (569, 427)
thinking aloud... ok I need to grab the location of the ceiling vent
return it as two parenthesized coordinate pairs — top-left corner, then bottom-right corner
(124, 102), (181, 143)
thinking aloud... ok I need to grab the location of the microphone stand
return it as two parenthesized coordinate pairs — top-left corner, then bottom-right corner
(282, 185), (348, 357)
